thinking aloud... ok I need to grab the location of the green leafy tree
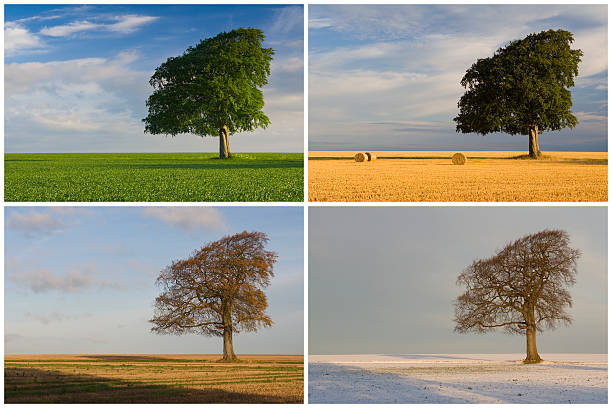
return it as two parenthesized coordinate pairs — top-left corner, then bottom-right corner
(143, 28), (274, 159)
(454, 29), (583, 158)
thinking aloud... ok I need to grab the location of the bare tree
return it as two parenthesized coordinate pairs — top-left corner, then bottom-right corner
(150, 231), (277, 362)
(454, 229), (580, 363)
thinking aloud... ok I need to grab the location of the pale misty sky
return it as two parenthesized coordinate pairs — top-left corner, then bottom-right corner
(5, 206), (304, 354)
(5, 5), (303, 153)
(309, 207), (607, 354)
(309, 5), (607, 151)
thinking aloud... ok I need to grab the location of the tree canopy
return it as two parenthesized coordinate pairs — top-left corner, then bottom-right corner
(454, 29), (583, 158)
(143, 28), (274, 158)
(454, 229), (580, 363)
(150, 230), (277, 361)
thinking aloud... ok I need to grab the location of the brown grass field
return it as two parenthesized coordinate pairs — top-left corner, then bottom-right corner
(308, 151), (608, 202)
(4, 354), (303, 403)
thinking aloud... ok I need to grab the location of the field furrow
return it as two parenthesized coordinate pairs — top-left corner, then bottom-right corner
(4, 354), (304, 403)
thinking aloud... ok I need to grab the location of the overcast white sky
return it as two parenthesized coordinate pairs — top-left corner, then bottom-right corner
(309, 5), (607, 151)
(309, 207), (607, 354)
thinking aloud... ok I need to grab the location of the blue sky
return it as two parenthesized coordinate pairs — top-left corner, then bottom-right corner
(5, 5), (303, 153)
(5, 206), (304, 354)
(310, 207), (606, 354)
(309, 5), (607, 151)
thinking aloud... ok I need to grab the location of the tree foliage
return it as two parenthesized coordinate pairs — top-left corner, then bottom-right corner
(143, 28), (274, 156)
(454, 29), (583, 145)
(150, 231), (277, 361)
(454, 229), (580, 362)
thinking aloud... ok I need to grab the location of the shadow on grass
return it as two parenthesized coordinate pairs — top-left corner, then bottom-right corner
(80, 355), (185, 363)
(5, 366), (302, 404)
(499, 154), (607, 165)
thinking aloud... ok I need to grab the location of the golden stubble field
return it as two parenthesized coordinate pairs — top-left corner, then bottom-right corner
(5, 354), (303, 403)
(308, 151), (608, 202)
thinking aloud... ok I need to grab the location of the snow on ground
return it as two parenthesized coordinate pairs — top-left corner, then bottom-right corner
(309, 354), (607, 403)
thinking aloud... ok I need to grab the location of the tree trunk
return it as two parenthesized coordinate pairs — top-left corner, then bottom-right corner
(524, 325), (542, 363)
(219, 125), (231, 159)
(221, 302), (237, 362)
(528, 125), (541, 159)
(222, 327), (236, 362)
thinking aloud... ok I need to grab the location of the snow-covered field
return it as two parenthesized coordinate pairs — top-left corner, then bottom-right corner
(309, 354), (607, 403)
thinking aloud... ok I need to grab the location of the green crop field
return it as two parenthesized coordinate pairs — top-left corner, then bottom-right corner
(5, 153), (303, 202)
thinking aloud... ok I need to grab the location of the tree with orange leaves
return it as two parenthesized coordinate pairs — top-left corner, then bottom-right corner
(150, 231), (277, 362)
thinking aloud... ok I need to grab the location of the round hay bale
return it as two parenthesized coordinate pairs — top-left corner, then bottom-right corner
(365, 152), (377, 161)
(354, 152), (367, 162)
(451, 152), (467, 165)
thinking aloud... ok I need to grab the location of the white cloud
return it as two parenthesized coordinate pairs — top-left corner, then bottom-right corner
(311, 69), (427, 98)
(107, 15), (159, 34)
(5, 45), (303, 152)
(309, 5), (607, 150)
(273, 56), (304, 73)
(15, 14), (63, 24)
(5, 52), (148, 151)
(7, 264), (122, 293)
(49, 207), (92, 215)
(142, 207), (227, 231)
(264, 89), (303, 112)
(40, 20), (99, 37)
(39, 14), (158, 37)
(309, 18), (334, 29)
(575, 112), (608, 122)
(6, 51), (141, 95)
(4, 22), (45, 56)
(6, 210), (65, 237)
(573, 27), (608, 77)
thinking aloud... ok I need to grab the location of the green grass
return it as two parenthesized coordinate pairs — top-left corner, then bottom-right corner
(5, 152), (303, 202)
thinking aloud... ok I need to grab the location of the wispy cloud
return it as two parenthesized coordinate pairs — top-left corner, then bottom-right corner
(6, 210), (65, 237)
(25, 311), (92, 325)
(6, 10), (158, 56)
(49, 207), (92, 215)
(269, 6), (303, 35)
(142, 207), (227, 231)
(40, 14), (158, 37)
(7, 264), (122, 293)
(274, 56), (304, 74)
(575, 112), (608, 122)
(309, 18), (334, 29)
